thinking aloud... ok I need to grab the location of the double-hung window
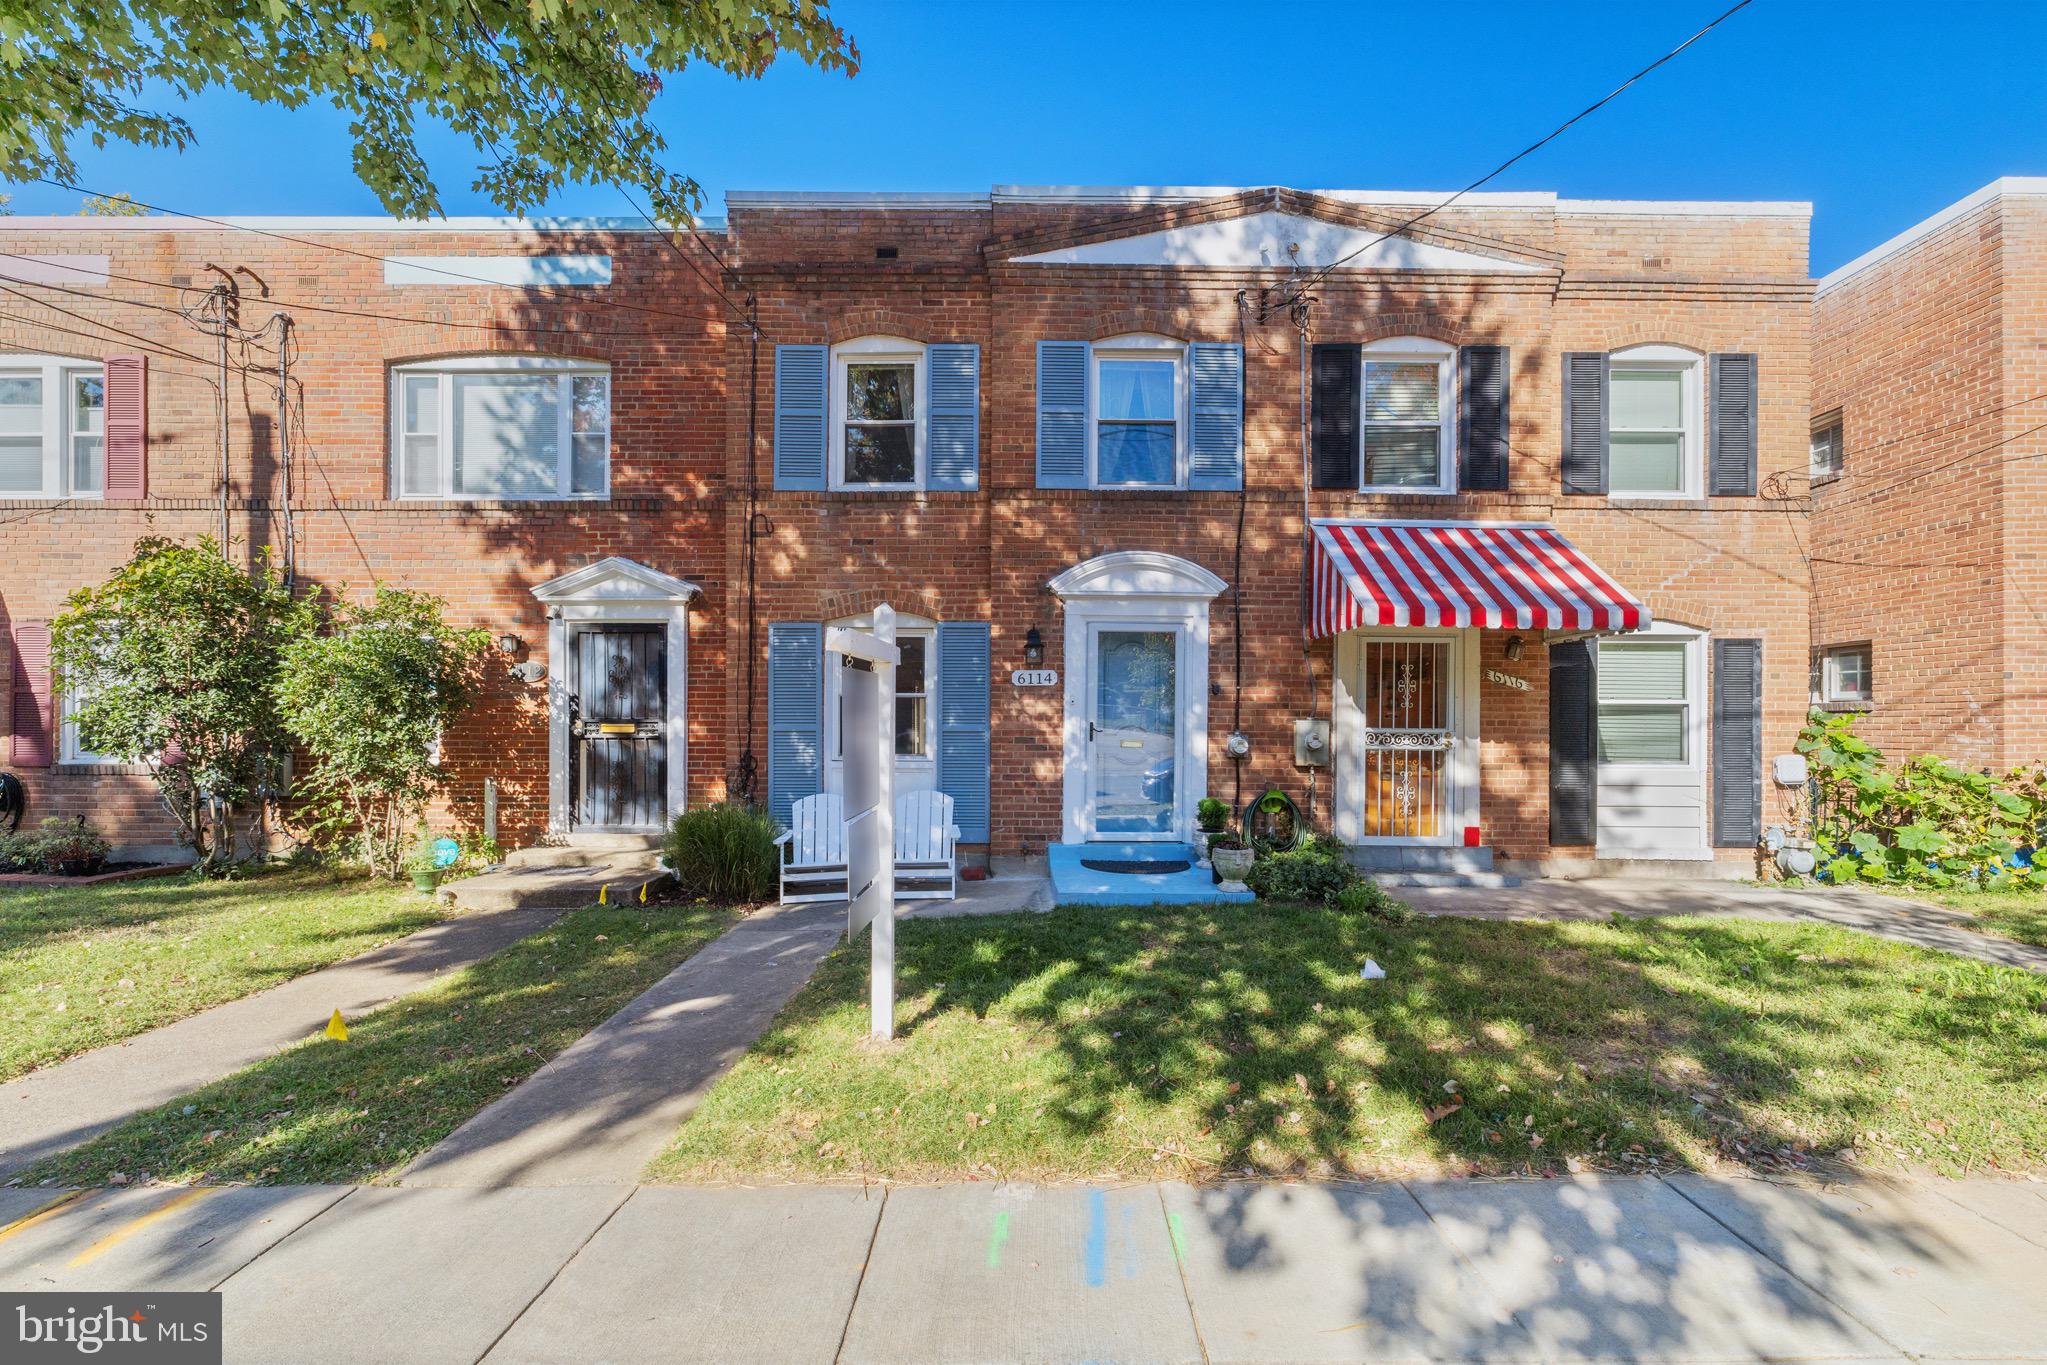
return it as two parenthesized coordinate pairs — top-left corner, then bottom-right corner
(1596, 639), (1692, 765)
(392, 357), (609, 500)
(1360, 338), (1454, 492)
(1093, 337), (1183, 488)
(0, 357), (105, 498)
(1810, 412), (1844, 480)
(829, 625), (935, 763)
(833, 338), (924, 491)
(59, 685), (118, 765)
(1607, 345), (1702, 497)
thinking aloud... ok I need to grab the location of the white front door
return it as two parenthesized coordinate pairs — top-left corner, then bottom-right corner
(1085, 625), (1180, 840)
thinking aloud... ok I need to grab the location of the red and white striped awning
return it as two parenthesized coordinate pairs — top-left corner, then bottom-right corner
(1308, 520), (1649, 638)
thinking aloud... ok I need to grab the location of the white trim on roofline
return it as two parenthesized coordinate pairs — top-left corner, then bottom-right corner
(0, 215), (725, 233)
(1558, 199), (1811, 218)
(725, 191), (988, 208)
(1817, 178), (2047, 294)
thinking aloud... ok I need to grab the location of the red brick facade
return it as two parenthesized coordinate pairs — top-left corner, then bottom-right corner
(0, 188), (1815, 872)
(1812, 180), (2047, 770)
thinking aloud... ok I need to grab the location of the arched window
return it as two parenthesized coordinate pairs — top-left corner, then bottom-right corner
(390, 355), (609, 500)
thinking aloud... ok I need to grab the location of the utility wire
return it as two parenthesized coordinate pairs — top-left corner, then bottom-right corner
(1267, 0), (1754, 311)
(0, 284), (231, 370)
(32, 176), (740, 331)
(0, 308), (221, 385)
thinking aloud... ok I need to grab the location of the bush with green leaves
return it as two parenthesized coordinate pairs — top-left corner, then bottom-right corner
(1244, 833), (1358, 905)
(1799, 709), (2047, 889)
(1195, 797), (1231, 832)
(51, 537), (307, 873)
(663, 803), (780, 903)
(275, 587), (492, 879)
(1337, 878), (1413, 924)
(0, 817), (113, 874)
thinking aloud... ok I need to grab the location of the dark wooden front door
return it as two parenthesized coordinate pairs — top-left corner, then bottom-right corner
(572, 624), (667, 830)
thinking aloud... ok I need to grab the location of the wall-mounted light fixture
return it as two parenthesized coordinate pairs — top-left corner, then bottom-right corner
(1504, 634), (1525, 662)
(497, 632), (523, 656)
(1023, 626), (1045, 667)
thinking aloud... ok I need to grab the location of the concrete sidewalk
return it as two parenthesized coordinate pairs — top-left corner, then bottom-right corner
(0, 904), (564, 1179)
(1401, 877), (2047, 973)
(400, 900), (845, 1187)
(4, 1172), (2045, 1362)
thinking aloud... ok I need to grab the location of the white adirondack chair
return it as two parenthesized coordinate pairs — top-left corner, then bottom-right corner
(894, 790), (961, 901)
(776, 792), (847, 904)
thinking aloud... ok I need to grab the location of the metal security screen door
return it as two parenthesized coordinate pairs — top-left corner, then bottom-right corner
(571, 624), (667, 830)
(1088, 627), (1178, 838)
(1360, 637), (1453, 841)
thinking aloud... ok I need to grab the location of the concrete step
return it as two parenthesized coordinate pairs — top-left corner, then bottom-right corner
(503, 835), (663, 869)
(1348, 845), (1497, 875)
(1372, 871), (1522, 890)
(445, 859), (671, 912)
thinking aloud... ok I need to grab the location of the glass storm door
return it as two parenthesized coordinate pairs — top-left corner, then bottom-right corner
(1361, 637), (1452, 841)
(1088, 627), (1178, 839)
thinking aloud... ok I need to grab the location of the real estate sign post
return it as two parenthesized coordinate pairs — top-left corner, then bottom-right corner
(830, 604), (899, 1041)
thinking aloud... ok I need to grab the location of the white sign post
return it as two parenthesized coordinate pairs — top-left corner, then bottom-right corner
(828, 604), (899, 1041)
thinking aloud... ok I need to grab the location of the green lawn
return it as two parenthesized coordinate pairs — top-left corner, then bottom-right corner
(1872, 884), (2047, 950)
(648, 902), (2047, 1185)
(25, 901), (739, 1187)
(1, 869), (446, 1083)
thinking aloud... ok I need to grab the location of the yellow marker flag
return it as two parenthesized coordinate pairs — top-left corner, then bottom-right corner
(598, 883), (608, 906)
(325, 1009), (349, 1041)
(638, 881), (649, 905)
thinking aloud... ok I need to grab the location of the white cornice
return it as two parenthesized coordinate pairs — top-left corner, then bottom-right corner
(0, 215), (724, 233)
(1817, 177), (2047, 293)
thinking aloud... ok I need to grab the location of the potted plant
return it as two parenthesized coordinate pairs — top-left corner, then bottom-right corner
(36, 817), (109, 877)
(1208, 830), (1255, 893)
(404, 822), (442, 895)
(1194, 797), (1230, 867)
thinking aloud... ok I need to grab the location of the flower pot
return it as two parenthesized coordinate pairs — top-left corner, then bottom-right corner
(411, 869), (439, 895)
(53, 857), (102, 878)
(1211, 845), (1254, 893)
(1191, 830), (1214, 869)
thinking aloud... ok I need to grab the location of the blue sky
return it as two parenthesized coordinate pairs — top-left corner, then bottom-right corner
(7, 0), (2044, 274)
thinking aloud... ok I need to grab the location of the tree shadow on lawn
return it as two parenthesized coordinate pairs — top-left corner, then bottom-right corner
(762, 901), (2047, 1182)
(0, 869), (429, 959)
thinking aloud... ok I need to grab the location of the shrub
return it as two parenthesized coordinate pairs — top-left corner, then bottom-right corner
(1801, 710), (2047, 889)
(1196, 797), (1231, 831)
(1337, 879), (1414, 924)
(664, 803), (780, 903)
(0, 829), (42, 872)
(1244, 833), (1356, 905)
(0, 818), (112, 874)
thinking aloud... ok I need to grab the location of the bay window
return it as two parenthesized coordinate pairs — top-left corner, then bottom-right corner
(392, 357), (609, 500)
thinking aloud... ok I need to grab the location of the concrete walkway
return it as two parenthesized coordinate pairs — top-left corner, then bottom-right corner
(400, 900), (845, 1187)
(0, 905), (564, 1179)
(3, 1172), (2044, 1362)
(1400, 877), (2047, 973)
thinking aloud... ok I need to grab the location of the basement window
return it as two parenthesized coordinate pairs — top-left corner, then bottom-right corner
(391, 356), (609, 500)
(1813, 643), (1872, 708)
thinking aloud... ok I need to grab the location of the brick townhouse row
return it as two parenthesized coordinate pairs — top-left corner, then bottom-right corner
(0, 183), (1828, 877)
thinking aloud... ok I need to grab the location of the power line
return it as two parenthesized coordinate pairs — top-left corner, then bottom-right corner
(1266, 0), (1754, 312)
(31, 176), (741, 332)
(1815, 418), (2047, 513)
(0, 284), (231, 371)
(0, 308), (221, 385)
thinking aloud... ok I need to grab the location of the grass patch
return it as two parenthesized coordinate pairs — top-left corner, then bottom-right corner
(24, 901), (739, 1187)
(1867, 884), (2047, 950)
(647, 902), (2047, 1185)
(2, 869), (445, 1083)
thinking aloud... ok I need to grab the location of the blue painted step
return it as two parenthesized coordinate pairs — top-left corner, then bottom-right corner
(1048, 842), (1256, 907)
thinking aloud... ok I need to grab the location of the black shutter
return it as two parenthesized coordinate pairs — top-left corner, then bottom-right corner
(1712, 638), (1764, 847)
(1548, 639), (1597, 847)
(1311, 343), (1360, 489)
(1561, 352), (1608, 495)
(1458, 345), (1510, 491)
(1709, 353), (1759, 496)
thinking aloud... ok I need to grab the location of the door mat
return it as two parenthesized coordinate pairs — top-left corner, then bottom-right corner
(1080, 858), (1192, 876)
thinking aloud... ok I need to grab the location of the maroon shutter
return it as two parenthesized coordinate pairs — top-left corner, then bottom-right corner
(103, 354), (147, 499)
(9, 622), (53, 767)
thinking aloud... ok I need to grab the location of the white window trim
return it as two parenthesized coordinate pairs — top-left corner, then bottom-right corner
(0, 354), (105, 500)
(1596, 624), (1705, 776)
(1089, 334), (1186, 490)
(1359, 336), (1456, 495)
(1810, 412), (1844, 479)
(1816, 642), (1872, 705)
(1607, 343), (1704, 500)
(58, 686), (118, 765)
(389, 355), (610, 502)
(830, 336), (927, 493)
(824, 612), (938, 792)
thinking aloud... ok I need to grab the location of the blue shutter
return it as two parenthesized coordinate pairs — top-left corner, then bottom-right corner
(1035, 341), (1089, 488)
(773, 345), (827, 491)
(1187, 342), (1244, 491)
(927, 344), (980, 491)
(935, 622), (991, 843)
(767, 622), (823, 828)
